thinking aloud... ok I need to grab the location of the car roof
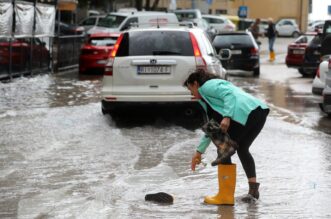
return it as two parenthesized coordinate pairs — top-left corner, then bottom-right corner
(216, 31), (250, 36)
(174, 9), (201, 12)
(85, 15), (106, 18)
(89, 32), (121, 38)
(126, 26), (201, 33)
(202, 15), (226, 19)
(109, 11), (170, 17)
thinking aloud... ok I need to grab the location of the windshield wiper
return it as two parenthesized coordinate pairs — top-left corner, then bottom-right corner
(153, 50), (182, 55)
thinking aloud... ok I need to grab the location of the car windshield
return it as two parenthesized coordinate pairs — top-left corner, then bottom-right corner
(97, 15), (127, 28)
(213, 34), (254, 46)
(309, 35), (322, 46)
(295, 35), (315, 44)
(117, 31), (194, 56)
(175, 12), (197, 21)
(89, 37), (118, 46)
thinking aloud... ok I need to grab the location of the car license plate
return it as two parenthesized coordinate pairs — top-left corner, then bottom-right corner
(137, 66), (171, 74)
(231, 50), (242, 55)
(314, 51), (321, 55)
(293, 49), (305, 54)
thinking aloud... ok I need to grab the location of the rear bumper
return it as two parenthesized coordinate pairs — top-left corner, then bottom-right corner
(101, 99), (202, 112)
(221, 58), (259, 71)
(285, 56), (303, 68)
(312, 76), (324, 95)
(79, 56), (107, 73)
(320, 86), (331, 114)
(313, 87), (324, 95)
(302, 60), (320, 74)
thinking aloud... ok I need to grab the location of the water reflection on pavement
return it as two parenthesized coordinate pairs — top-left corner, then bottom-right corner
(0, 69), (331, 218)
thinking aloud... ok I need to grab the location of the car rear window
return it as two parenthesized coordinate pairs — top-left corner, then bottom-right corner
(117, 31), (194, 56)
(98, 15), (127, 28)
(212, 34), (254, 47)
(309, 35), (322, 46)
(89, 37), (118, 46)
(295, 35), (315, 44)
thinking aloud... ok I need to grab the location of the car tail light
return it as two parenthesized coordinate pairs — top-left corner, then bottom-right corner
(189, 32), (206, 69)
(110, 34), (123, 57)
(316, 68), (320, 78)
(104, 34), (124, 76)
(329, 58), (331, 69)
(250, 47), (258, 56)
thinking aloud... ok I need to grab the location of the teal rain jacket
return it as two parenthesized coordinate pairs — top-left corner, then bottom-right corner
(196, 79), (268, 154)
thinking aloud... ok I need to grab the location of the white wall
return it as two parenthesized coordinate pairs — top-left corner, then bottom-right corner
(309, 0), (331, 21)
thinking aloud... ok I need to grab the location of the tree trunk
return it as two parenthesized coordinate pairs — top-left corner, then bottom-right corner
(135, 0), (143, 11)
(145, 0), (151, 11)
(151, 0), (160, 11)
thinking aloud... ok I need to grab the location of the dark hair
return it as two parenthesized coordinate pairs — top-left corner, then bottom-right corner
(183, 69), (219, 87)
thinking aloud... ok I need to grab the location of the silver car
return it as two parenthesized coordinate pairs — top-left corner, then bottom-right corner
(101, 26), (226, 115)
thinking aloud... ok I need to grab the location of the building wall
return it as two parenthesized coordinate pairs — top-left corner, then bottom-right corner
(227, 0), (308, 31)
(157, 0), (309, 31)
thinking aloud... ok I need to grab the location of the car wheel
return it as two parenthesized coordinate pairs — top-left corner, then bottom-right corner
(298, 68), (305, 74)
(298, 68), (311, 77)
(102, 107), (107, 115)
(253, 67), (260, 77)
(292, 31), (300, 38)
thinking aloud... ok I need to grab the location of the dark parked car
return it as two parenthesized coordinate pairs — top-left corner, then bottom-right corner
(212, 31), (260, 76)
(301, 34), (322, 76)
(285, 32), (317, 74)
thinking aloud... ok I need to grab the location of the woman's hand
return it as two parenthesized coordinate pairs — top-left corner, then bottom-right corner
(220, 117), (231, 132)
(191, 151), (202, 171)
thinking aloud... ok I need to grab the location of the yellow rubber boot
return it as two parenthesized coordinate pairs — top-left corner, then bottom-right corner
(271, 51), (275, 61)
(204, 164), (236, 205)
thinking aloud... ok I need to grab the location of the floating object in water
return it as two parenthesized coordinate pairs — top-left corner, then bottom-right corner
(145, 192), (174, 204)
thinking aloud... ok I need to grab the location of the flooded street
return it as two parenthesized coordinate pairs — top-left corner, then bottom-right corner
(1, 38), (331, 218)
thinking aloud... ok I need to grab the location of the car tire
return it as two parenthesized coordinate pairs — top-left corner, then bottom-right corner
(298, 68), (305, 74)
(298, 68), (310, 77)
(253, 67), (260, 77)
(101, 106), (107, 115)
(292, 31), (300, 38)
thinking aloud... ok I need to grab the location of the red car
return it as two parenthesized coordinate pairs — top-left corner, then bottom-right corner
(0, 38), (50, 70)
(79, 33), (120, 74)
(285, 32), (317, 70)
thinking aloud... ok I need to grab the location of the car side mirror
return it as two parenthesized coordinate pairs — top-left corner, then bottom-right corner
(218, 49), (232, 60)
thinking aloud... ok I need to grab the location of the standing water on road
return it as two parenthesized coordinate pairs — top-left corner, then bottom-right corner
(0, 72), (331, 218)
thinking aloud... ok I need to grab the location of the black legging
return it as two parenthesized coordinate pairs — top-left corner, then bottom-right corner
(206, 104), (269, 178)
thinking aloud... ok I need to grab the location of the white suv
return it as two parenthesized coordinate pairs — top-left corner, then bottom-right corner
(88, 11), (179, 34)
(101, 26), (226, 115)
(312, 56), (330, 95)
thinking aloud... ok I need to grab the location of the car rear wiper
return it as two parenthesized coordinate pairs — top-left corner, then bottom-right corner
(153, 50), (182, 55)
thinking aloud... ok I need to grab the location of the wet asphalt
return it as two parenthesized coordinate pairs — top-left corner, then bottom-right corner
(0, 37), (331, 218)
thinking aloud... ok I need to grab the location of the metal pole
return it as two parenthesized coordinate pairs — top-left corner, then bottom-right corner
(9, 0), (15, 81)
(30, 0), (37, 76)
